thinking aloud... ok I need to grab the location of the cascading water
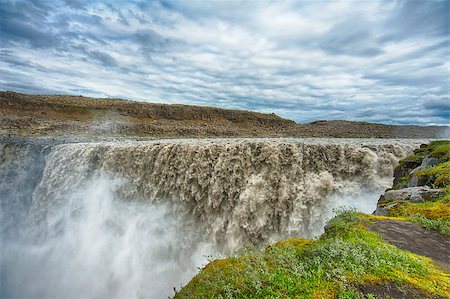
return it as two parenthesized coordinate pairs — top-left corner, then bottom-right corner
(2, 174), (214, 298)
(1, 138), (424, 298)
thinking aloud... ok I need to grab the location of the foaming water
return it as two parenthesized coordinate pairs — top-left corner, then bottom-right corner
(2, 175), (215, 299)
(0, 138), (425, 298)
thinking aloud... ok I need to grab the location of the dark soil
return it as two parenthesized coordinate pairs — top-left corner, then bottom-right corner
(369, 220), (450, 271)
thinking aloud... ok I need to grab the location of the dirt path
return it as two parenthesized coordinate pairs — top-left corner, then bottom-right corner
(358, 281), (447, 299)
(369, 219), (450, 271)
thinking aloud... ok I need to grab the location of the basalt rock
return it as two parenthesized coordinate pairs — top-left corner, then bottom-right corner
(392, 157), (422, 186)
(379, 187), (445, 204)
(374, 186), (445, 216)
(374, 202), (401, 216)
(407, 157), (441, 187)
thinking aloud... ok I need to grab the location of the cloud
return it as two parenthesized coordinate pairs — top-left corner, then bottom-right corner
(0, 1), (60, 48)
(320, 18), (383, 57)
(86, 50), (117, 67)
(384, 0), (449, 40)
(423, 98), (450, 120)
(0, 0), (448, 125)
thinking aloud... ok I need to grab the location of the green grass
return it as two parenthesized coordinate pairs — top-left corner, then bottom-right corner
(416, 161), (450, 188)
(428, 141), (450, 162)
(391, 141), (449, 190)
(385, 184), (450, 234)
(408, 214), (450, 236)
(412, 140), (450, 162)
(174, 211), (449, 299)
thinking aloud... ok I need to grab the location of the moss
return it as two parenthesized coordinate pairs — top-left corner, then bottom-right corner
(174, 212), (450, 299)
(391, 140), (450, 190)
(416, 161), (450, 188)
(441, 187), (450, 202)
(270, 238), (312, 249)
(401, 154), (424, 163)
(391, 176), (408, 190)
(385, 140), (450, 235)
(411, 140), (449, 159)
(427, 140), (450, 162)
(387, 198), (450, 221)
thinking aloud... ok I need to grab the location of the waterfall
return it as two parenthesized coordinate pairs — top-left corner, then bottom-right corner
(1, 138), (423, 298)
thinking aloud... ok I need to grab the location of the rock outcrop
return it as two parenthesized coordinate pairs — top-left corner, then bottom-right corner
(375, 140), (449, 217)
(380, 187), (445, 203)
(407, 157), (441, 187)
(375, 187), (446, 216)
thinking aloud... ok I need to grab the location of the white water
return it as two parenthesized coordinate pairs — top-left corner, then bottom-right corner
(0, 138), (423, 298)
(2, 174), (215, 298)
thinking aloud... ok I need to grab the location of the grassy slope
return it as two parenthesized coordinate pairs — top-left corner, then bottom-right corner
(175, 141), (450, 298)
(175, 212), (449, 298)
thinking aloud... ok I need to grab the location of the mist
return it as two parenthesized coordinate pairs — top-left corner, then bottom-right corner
(1, 174), (215, 299)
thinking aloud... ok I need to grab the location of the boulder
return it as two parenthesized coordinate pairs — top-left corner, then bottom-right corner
(407, 157), (440, 187)
(374, 202), (401, 216)
(407, 168), (427, 187)
(421, 157), (441, 167)
(380, 187), (445, 203)
(392, 159), (422, 186)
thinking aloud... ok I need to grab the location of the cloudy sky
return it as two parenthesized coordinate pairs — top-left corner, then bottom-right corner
(0, 0), (449, 125)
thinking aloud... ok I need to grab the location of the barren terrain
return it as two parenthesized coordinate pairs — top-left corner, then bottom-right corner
(0, 91), (446, 138)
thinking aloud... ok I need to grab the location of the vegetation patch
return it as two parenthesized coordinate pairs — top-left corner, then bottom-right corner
(384, 140), (450, 234)
(427, 141), (450, 162)
(390, 176), (408, 190)
(408, 214), (450, 236)
(174, 211), (449, 299)
(416, 162), (450, 188)
(387, 198), (450, 221)
(411, 140), (450, 162)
